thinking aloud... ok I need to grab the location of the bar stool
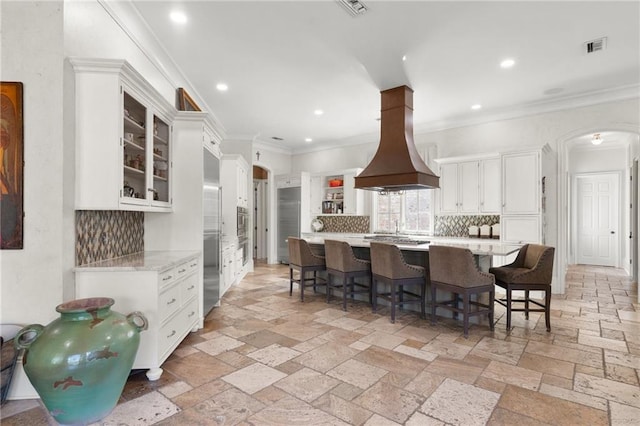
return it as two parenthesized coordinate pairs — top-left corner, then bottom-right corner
(287, 237), (326, 301)
(489, 244), (555, 332)
(369, 242), (426, 323)
(428, 245), (495, 338)
(324, 239), (372, 311)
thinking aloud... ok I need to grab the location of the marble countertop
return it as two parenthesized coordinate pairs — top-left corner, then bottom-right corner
(302, 235), (521, 256)
(73, 250), (200, 272)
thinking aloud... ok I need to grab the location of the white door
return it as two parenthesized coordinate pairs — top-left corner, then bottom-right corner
(576, 173), (619, 266)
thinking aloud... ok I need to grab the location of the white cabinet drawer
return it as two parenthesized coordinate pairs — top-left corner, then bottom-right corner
(159, 314), (182, 357)
(175, 261), (191, 280)
(183, 298), (198, 328)
(159, 268), (176, 289)
(181, 273), (198, 303)
(159, 284), (181, 322)
(186, 258), (199, 273)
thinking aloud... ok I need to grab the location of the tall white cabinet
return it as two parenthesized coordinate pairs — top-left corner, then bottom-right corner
(70, 58), (176, 212)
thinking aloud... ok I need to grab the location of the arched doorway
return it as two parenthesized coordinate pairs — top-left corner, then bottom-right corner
(557, 126), (640, 296)
(253, 165), (269, 263)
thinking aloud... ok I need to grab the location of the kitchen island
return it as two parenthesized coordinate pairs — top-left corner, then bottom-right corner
(299, 235), (521, 324)
(301, 234), (521, 271)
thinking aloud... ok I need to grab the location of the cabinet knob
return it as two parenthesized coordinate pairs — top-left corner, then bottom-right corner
(167, 330), (176, 338)
(167, 298), (177, 305)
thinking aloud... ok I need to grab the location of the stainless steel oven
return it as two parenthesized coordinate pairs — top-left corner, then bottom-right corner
(237, 206), (248, 238)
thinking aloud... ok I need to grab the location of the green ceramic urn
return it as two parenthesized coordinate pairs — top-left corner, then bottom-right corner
(15, 297), (147, 425)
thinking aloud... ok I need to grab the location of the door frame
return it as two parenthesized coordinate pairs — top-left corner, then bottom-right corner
(556, 124), (639, 294)
(570, 171), (622, 267)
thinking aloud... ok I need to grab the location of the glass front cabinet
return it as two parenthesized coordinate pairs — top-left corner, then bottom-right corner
(71, 58), (175, 212)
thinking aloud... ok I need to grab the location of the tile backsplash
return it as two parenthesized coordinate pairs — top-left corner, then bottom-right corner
(434, 215), (500, 237)
(75, 210), (144, 265)
(315, 215), (370, 233)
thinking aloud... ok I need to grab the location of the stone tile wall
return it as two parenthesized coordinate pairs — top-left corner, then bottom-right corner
(315, 215), (370, 233)
(75, 210), (144, 265)
(434, 215), (500, 237)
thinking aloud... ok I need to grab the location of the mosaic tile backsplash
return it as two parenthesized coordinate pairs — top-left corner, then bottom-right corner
(434, 215), (500, 237)
(76, 210), (144, 265)
(315, 215), (370, 233)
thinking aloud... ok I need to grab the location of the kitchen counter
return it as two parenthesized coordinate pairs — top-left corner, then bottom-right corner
(73, 250), (200, 272)
(301, 234), (521, 257)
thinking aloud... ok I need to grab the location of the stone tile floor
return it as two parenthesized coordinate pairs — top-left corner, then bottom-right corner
(2, 263), (638, 425)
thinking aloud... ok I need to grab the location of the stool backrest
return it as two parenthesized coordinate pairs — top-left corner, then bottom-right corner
(325, 239), (369, 272)
(370, 242), (424, 280)
(428, 245), (494, 287)
(288, 237), (325, 267)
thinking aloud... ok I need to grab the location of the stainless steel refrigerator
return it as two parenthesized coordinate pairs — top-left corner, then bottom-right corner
(277, 186), (301, 263)
(203, 148), (221, 315)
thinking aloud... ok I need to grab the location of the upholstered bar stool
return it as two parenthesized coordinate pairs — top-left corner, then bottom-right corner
(369, 242), (426, 323)
(324, 239), (372, 311)
(287, 237), (326, 301)
(428, 245), (495, 338)
(489, 244), (555, 332)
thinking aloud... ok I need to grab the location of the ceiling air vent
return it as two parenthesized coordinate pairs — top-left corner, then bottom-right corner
(337, 0), (368, 16)
(584, 37), (607, 54)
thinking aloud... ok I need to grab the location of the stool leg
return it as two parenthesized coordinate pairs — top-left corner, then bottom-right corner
(431, 283), (437, 325)
(463, 293), (470, 338)
(342, 276), (348, 311)
(326, 273), (332, 304)
(489, 289), (495, 331)
(313, 271), (317, 293)
(372, 277), (378, 313)
(390, 282), (397, 323)
(289, 267), (294, 296)
(506, 288), (512, 330)
(420, 281), (426, 320)
(300, 270), (305, 302)
(545, 288), (551, 332)
(525, 290), (530, 319)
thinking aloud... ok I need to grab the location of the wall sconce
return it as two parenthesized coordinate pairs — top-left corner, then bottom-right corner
(591, 133), (603, 145)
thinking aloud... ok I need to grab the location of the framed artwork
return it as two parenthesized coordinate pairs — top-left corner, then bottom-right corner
(0, 82), (24, 249)
(177, 88), (201, 112)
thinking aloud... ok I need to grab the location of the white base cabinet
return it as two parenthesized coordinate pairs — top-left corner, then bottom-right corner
(75, 252), (199, 380)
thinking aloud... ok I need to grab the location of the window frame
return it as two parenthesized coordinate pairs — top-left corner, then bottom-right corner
(372, 190), (434, 235)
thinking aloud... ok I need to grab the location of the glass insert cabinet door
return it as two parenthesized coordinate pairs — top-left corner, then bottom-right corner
(121, 88), (171, 206)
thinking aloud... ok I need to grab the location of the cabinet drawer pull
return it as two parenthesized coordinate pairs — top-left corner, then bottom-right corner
(167, 330), (176, 338)
(190, 262), (197, 267)
(178, 268), (186, 273)
(188, 311), (195, 317)
(167, 298), (177, 305)
(187, 285), (195, 290)
(162, 275), (173, 281)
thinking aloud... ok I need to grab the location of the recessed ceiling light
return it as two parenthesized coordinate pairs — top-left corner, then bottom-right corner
(169, 11), (187, 24)
(471, 104), (482, 110)
(314, 109), (324, 116)
(305, 138), (313, 143)
(500, 58), (515, 69)
(216, 83), (228, 92)
(402, 55), (407, 61)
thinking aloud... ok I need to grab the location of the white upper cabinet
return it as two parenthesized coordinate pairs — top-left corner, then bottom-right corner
(458, 161), (480, 213)
(502, 151), (540, 215)
(437, 155), (501, 215)
(221, 154), (249, 236)
(438, 163), (461, 214)
(479, 157), (501, 214)
(71, 58), (176, 212)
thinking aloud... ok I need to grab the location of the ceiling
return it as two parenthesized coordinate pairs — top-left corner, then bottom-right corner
(130, 1), (640, 153)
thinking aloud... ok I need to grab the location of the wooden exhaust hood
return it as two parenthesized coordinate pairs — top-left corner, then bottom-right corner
(354, 85), (439, 191)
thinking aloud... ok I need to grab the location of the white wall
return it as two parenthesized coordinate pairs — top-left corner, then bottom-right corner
(0, 1), (66, 326)
(569, 145), (627, 174)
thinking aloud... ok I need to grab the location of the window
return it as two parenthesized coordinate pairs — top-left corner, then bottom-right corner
(374, 190), (432, 233)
